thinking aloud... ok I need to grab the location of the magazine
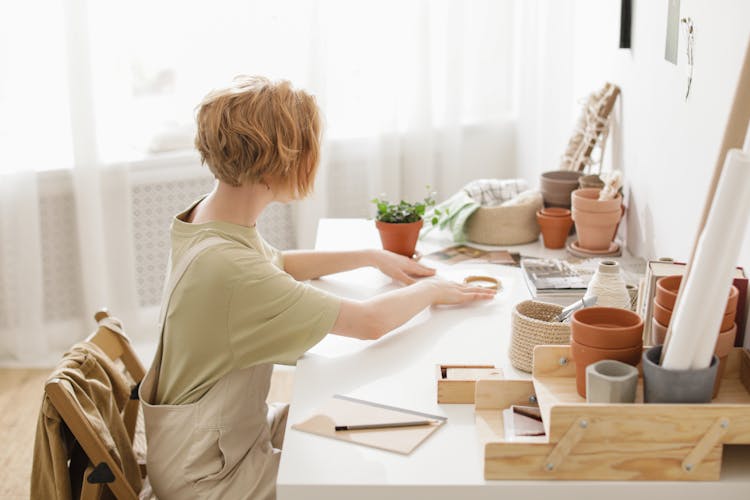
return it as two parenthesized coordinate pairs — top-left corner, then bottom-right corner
(520, 258), (592, 298)
(423, 245), (521, 266)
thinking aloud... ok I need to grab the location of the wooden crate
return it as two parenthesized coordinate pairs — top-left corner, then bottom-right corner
(476, 345), (750, 480)
(437, 364), (503, 404)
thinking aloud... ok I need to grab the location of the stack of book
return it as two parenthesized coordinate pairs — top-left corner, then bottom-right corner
(636, 260), (748, 346)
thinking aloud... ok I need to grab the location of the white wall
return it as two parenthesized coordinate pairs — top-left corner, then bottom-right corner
(517, 0), (750, 270)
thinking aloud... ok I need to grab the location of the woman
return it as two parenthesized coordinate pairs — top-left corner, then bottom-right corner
(140, 76), (495, 499)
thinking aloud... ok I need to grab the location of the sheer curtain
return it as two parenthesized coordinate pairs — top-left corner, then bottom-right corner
(0, 0), (516, 364)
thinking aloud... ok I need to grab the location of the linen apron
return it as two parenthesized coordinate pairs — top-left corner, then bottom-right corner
(139, 237), (289, 499)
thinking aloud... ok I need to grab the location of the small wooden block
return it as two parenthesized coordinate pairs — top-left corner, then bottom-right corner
(437, 364), (503, 404)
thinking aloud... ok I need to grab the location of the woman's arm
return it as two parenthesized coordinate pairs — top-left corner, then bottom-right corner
(283, 249), (436, 284)
(331, 278), (496, 340)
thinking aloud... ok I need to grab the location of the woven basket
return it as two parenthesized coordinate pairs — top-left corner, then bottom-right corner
(510, 300), (571, 373)
(464, 197), (542, 245)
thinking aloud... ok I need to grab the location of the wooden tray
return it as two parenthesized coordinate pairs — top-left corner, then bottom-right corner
(475, 345), (750, 480)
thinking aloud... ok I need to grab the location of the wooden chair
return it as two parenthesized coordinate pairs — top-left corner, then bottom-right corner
(44, 309), (147, 500)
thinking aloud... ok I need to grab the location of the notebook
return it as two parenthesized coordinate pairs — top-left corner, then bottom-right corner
(292, 395), (447, 455)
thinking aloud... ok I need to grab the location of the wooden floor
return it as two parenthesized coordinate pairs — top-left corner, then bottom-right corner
(0, 367), (295, 499)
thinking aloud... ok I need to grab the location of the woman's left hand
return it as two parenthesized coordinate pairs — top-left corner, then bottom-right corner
(372, 249), (436, 285)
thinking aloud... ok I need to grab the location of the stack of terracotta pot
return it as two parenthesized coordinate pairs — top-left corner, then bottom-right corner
(652, 275), (738, 397)
(570, 306), (644, 398)
(536, 207), (573, 249)
(539, 171), (582, 208)
(571, 188), (622, 251)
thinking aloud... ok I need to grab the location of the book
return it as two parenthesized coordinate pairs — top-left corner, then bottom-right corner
(638, 260), (748, 346)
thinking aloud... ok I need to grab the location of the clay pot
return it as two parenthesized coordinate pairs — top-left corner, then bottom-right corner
(720, 309), (737, 331)
(579, 174), (605, 189)
(656, 276), (738, 314)
(726, 284), (740, 315)
(571, 188), (622, 213)
(536, 210), (573, 249)
(652, 299), (672, 327)
(655, 275), (682, 310)
(540, 171), (583, 208)
(651, 318), (668, 345)
(571, 306), (644, 349)
(571, 340), (643, 398)
(375, 219), (422, 257)
(571, 208), (622, 250)
(540, 207), (571, 218)
(713, 324), (738, 398)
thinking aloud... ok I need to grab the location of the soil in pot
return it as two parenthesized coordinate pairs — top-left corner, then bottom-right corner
(536, 210), (573, 249)
(571, 339), (643, 398)
(375, 219), (423, 257)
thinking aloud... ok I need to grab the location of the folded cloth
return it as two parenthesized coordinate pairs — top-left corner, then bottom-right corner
(423, 178), (530, 242)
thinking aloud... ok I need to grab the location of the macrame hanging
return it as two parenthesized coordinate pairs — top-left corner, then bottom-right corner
(560, 82), (621, 173)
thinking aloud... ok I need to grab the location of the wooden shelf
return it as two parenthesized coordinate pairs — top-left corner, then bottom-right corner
(475, 345), (750, 480)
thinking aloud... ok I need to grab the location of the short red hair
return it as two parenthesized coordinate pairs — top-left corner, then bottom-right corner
(194, 76), (321, 198)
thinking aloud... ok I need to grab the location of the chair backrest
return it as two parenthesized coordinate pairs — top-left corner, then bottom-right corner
(44, 309), (146, 500)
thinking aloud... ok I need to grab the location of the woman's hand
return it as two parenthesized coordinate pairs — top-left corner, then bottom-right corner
(421, 277), (496, 305)
(372, 249), (436, 285)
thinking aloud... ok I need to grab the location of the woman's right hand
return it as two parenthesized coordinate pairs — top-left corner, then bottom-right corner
(421, 278), (497, 305)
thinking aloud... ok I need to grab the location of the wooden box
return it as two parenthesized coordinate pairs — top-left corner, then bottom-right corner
(475, 345), (750, 480)
(436, 364), (503, 404)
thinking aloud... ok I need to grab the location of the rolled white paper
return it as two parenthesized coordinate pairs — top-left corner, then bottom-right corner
(663, 148), (750, 370)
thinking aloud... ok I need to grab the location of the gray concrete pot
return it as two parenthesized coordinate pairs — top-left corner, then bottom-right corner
(642, 345), (718, 404)
(586, 360), (638, 403)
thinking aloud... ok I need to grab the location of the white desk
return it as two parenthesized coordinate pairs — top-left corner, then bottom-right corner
(277, 219), (750, 500)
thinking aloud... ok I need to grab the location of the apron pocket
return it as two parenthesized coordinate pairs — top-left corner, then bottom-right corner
(183, 428), (227, 485)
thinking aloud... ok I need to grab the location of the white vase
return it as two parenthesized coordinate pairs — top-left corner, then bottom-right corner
(584, 260), (631, 309)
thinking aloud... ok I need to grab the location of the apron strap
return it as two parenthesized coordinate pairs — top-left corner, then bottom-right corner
(143, 236), (229, 403)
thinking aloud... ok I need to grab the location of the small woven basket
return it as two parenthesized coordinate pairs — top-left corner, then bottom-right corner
(510, 300), (571, 373)
(464, 198), (542, 245)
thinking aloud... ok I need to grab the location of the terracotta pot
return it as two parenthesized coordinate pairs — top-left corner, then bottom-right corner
(375, 219), (423, 257)
(712, 324), (738, 398)
(536, 210), (573, 249)
(651, 318), (668, 345)
(571, 208), (622, 250)
(579, 174), (605, 189)
(657, 277), (739, 317)
(720, 310), (737, 332)
(571, 306), (644, 349)
(726, 284), (740, 314)
(540, 171), (583, 208)
(571, 188), (622, 213)
(571, 340), (643, 398)
(652, 299), (673, 327)
(655, 275), (682, 310)
(540, 207), (571, 218)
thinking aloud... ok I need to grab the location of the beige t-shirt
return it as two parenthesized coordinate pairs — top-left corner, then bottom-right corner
(155, 201), (341, 405)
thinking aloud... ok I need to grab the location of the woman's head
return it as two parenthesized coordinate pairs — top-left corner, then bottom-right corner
(194, 76), (321, 199)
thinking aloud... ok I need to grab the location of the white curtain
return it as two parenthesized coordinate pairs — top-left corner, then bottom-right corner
(0, 0), (517, 364)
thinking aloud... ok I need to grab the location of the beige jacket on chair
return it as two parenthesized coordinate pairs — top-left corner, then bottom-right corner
(31, 343), (143, 500)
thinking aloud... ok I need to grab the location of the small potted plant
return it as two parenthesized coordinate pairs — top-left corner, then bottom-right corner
(371, 188), (438, 257)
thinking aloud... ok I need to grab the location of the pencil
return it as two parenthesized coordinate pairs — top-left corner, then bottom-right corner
(334, 420), (434, 431)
